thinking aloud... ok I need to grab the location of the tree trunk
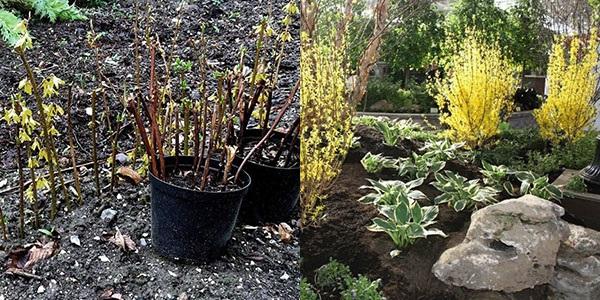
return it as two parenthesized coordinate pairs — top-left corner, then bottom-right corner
(349, 0), (390, 106)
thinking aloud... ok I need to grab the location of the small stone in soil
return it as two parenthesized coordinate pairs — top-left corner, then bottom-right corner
(101, 208), (117, 222)
(280, 273), (290, 281)
(37, 286), (45, 294)
(115, 153), (130, 165)
(140, 238), (147, 247)
(99, 255), (110, 262)
(70, 235), (81, 247)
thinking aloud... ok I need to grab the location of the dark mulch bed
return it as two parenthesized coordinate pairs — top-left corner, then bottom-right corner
(0, 0), (300, 299)
(300, 126), (549, 299)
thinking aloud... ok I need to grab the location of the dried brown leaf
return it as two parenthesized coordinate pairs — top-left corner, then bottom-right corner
(108, 228), (137, 252)
(117, 166), (142, 185)
(25, 241), (57, 269)
(277, 223), (293, 244)
(6, 241), (58, 271)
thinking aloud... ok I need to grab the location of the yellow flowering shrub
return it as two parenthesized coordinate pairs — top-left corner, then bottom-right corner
(300, 33), (354, 224)
(434, 30), (520, 148)
(534, 32), (599, 145)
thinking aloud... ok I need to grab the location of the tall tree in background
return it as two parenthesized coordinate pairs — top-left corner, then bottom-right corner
(444, 0), (550, 73)
(301, 0), (393, 104)
(380, 1), (444, 84)
(444, 0), (512, 57)
(508, 0), (551, 73)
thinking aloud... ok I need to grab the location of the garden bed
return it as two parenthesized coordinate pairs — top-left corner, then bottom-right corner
(300, 125), (554, 299)
(0, 0), (300, 298)
(357, 110), (537, 129)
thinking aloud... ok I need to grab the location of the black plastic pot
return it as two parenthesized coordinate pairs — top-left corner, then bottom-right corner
(236, 129), (300, 224)
(149, 156), (251, 261)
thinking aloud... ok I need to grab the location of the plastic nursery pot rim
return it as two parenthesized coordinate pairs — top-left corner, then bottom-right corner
(238, 130), (300, 171)
(238, 153), (300, 171)
(148, 161), (252, 195)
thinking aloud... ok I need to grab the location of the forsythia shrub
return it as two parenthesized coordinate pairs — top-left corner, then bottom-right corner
(300, 32), (354, 224)
(534, 32), (599, 145)
(434, 30), (520, 148)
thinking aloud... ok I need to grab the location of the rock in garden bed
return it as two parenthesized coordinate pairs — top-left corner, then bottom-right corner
(551, 223), (600, 300)
(433, 195), (569, 292)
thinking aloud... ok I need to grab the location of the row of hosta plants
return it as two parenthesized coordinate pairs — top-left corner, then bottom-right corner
(355, 116), (563, 255)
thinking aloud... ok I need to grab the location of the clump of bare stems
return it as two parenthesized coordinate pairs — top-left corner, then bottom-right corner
(125, 1), (300, 191)
(129, 41), (300, 191)
(0, 1), (300, 241)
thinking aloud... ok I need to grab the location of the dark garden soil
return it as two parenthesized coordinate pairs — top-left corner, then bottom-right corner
(300, 125), (550, 300)
(0, 0), (300, 170)
(0, 0), (300, 299)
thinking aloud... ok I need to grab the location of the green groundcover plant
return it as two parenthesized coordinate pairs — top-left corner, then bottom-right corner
(301, 260), (385, 300)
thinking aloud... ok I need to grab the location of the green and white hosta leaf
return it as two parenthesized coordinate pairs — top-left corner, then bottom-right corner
(394, 203), (410, 223)
(424, 228), (447, 237)
(432, 170), (499, 211)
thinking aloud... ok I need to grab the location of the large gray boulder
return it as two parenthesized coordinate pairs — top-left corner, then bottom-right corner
(550, 223), (600, 300)
(433, 195), (569, 293)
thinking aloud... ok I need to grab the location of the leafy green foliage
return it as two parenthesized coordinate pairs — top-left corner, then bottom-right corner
(309, 260), (384, 300)
(506, 171), (563, 201)
(368, 202), (446, 250)
(410, 129), (442, 142)
(353, 115), (379, 127)
(359, 178), (427, 206)
(364, 79), (437, 113)
(444, 0), (511, 60)
(380, 2), (444, 78)
(340, 275), (385, 300)
(480, 161), (510, 189)
(372, 118), (421, 146)
(419, 139), (465, 161)
(315, 259), (353, 292)
(565, 176), (587, 193)
(0, 9), (22, 46)
(300, 279), (319, 300)
(443, 0), (549, 72)
(32, 0), (87, 22)
(360, 152), (396, 174)
(507, 0), (550, 72)
(432, 171), (498, 211)
(397, 152), (445, 180)
(481, 127), (597, 177)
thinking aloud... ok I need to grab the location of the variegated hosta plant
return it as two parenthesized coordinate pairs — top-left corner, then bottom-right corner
(432, 170), (499, 211)
(397, 152), (446, 180)
(368, 203), (446, 252)
(359, 178), (427, 206)
(419, 139), (465, 161)
(480, 161), (510, 190)
(372, 118), (421, 146)
(360, 152), (397, 174)
(505, 171), (562, 201)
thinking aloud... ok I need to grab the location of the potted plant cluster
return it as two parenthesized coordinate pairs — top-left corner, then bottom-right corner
(128, 4), (301, 261)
